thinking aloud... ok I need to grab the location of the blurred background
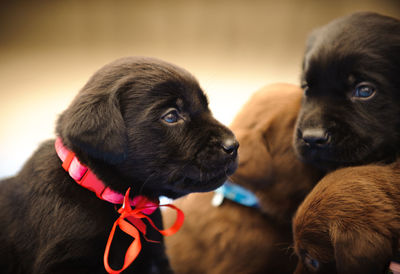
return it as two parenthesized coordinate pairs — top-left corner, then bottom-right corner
(1, 0), (399, 177)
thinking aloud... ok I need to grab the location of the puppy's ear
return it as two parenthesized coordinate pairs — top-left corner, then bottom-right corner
(232, 129), (272, 185)
(332, 226), (392, 274)
(57, 89), (128, 164)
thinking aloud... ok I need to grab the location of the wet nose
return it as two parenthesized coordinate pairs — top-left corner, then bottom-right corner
(301, 128), (331, 147)
(221, 137), (239, 155)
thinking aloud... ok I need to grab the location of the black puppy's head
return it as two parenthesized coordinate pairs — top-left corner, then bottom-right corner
(57, 57), (238, 199)
(293, 12), (400, 170)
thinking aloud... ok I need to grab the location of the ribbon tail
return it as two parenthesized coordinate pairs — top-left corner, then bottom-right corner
(158, 204), (185, 236)
(104, 218), (142, 274)
(103, 195), (184, 273)
(126, 215), (147, 235)
(104, 220), (119, 274)
(142, 204), (185, 236)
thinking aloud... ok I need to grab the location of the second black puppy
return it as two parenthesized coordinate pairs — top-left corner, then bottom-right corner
(293, 12), (400, 170)
(0, 57), (238, 273)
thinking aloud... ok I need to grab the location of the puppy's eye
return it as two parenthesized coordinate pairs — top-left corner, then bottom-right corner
(161, 109), (181, 124)
(353, 82), (376, 99)
(304, 253), (320, 272)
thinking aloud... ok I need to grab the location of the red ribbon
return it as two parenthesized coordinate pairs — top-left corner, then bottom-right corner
(103, 188), (184, 274)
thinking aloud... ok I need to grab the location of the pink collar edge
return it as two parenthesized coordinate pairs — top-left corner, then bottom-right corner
(54, 137), (158, 214)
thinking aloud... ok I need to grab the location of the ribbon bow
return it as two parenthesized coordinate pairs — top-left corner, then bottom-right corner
(103, 188), (184, 274)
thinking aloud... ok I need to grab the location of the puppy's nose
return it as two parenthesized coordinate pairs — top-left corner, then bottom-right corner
(221, 137), (239, 155)
(301, 128), (331, 147)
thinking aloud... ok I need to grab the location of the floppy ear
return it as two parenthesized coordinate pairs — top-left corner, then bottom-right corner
(57, 89), (128, 164)
(332, 227), (393, 274)
(232, 129), (272, 186)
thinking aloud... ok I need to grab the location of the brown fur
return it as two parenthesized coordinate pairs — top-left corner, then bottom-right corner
(293, 163), (400, 274)
(164, 83), (322, 274)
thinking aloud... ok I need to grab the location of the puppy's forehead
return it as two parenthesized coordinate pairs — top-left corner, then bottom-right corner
(108, 57), (209, 110)
(140, 58), (209, 110)
(304, 12), (400, 88)
(180, 86), (209, 111)
(152, 78), (209, 111)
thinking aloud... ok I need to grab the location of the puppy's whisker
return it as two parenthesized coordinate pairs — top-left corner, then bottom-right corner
(289, 250), (298, 260)
(171, 160), (191, 181)
(137, 173), (156, 196)
(278, 244), (297, 258)
(200, 169), (204, 183)
(274, 242), (294, 254)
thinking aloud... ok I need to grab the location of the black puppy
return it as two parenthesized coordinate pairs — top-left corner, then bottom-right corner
(293, 12), (400, 170)
(0, 57), (238, 273)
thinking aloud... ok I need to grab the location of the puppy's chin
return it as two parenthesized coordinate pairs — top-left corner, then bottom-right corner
(293, 144), (338, 171)
(162, 175), (227, 199)
(161, 160), (238, 199)
(294, 140), (395, 171)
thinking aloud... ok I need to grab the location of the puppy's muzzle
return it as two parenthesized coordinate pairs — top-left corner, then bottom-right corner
(216, 134), (239, 176)
(299, 128), (331, 148)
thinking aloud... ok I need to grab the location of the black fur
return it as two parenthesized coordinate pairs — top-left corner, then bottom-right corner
(293, 12), (400, 170)
(0, 57), (238, 273)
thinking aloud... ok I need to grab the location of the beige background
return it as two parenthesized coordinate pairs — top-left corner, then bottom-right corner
(1, 0), (399, 177)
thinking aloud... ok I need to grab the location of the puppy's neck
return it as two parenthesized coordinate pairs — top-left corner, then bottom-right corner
(55, 137), (158, 208)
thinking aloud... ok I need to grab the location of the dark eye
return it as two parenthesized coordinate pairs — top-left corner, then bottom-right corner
(353, 82), (376, 99)
(161, 109), (180, 124)
(304, 253), (320, 272)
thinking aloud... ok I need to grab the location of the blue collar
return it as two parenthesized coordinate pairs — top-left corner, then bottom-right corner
(212, 180), (260, 208)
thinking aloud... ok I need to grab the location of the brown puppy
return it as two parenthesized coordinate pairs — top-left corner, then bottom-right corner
(293, 163), (400, 274)
(164, 83), (322, 274)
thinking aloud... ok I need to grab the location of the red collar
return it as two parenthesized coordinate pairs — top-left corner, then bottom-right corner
(55, 137), (157, 213)
(55, 137), (184, 273)
(390, 261), (400, 273)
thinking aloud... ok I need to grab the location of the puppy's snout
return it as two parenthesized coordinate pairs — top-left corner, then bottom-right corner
(301, 128), (331, 148)
(221, 137), (239, 155)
